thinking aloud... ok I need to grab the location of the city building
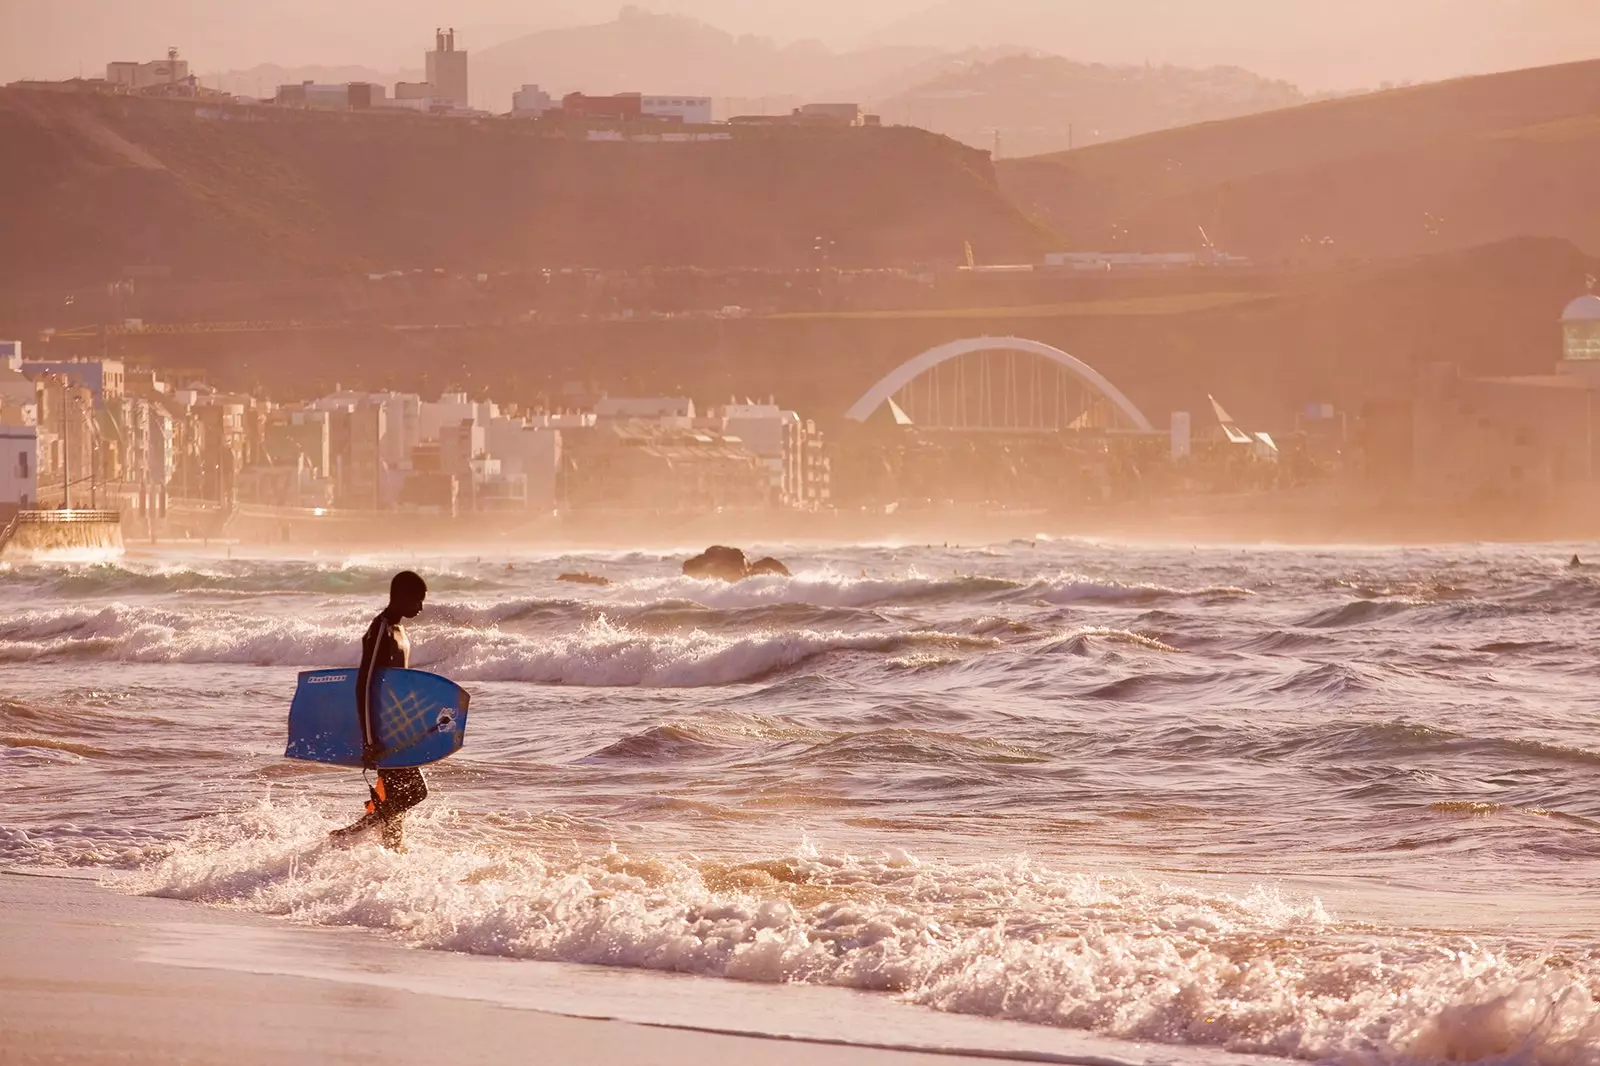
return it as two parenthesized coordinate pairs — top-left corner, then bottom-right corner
(263, 410), (331, 479)
(1043, 251), (1254, 272)
(1, 341), (20, 371)
(1410, 293), (1600, 500)
(594, 396), (694, 425)
(20, 359), (124, 405)
(485, 418), (562, 511)
(562, 93), (643, 121)
(418, 392), (496, 443)
(797, 102), (863, 125)
(563, 421), (766, 512)
(275, 81), (387, 110)
(642, 95), (713, 125)
(1561, 293), (1600, 363)
(392, 81), (435, 111)
(106, 49), (191, 93)
(0, 366), (36, 426)
(717, 402), (832, 507)
(425, 28), (469, 109)
(31, 374), (95, 508)
(512, 85), (555, 117)
(0, 423), (37, 515)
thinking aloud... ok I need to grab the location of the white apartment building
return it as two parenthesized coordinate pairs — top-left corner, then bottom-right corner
(642, 96), (713, 125)
(0, 424), (38, 512)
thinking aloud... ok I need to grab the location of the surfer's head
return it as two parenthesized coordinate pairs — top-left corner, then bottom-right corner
(390, 570), (428, 618)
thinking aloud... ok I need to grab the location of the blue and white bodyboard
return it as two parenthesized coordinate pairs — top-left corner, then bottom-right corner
(286, 668), (469, 768)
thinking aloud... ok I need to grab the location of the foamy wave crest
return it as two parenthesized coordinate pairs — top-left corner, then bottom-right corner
(0, 605), (362, 666)
(135, 801), (1600, 1065)
(1032, 577), (1253, 607)
(444, 618), (998, 687)
(0, 559), (491, 597)
(596, 570), (1251, 612)
(604, 571), (1027, 609)
(0, 607), (993, 686)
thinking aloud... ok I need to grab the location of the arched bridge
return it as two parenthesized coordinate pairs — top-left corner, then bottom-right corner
(845, 337), (1154, 432)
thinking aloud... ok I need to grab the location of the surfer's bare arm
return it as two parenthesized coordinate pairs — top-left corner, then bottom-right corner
(356, 615), (388, 767)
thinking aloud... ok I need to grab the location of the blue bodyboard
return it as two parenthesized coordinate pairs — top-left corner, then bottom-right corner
(286, 668), (469, 768)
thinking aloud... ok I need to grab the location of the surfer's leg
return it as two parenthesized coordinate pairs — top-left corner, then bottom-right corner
(375, 768), (428, 849)
(330, 809), (380, 842)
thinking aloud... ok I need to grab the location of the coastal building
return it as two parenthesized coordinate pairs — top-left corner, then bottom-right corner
(0, 367), (36, 426)
(391, 81), (434, 111)
(642, 96), (713, 125)
(485, 418), (562, 511)
(20, 358), (124, 405)
(594, 396), (694, 426)
(798, 102), (863, 125)
(1410, 293), (1600, 500)
(1561, 294), (1600, 364)
(1, 341), (20, 371)
(1043, 251), (1254, 272)
(418, 392), (496, 443)
(562, 93), (643, 121)
(263, 410), (331, 479)
(106, 50), (190, 94)
(512, 85), (555, 117)
(275, 82), (387, 110)
(562, 421), (766, 512)
(0, 423), (37, 515)
(425, 28), (469, 109)
(715, 402), (832, 507)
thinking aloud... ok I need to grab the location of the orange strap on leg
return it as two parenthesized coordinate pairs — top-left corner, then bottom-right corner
(365, 776), (388, 814)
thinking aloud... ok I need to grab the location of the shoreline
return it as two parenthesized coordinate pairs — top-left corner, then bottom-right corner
(0, 870), (1284, 1066)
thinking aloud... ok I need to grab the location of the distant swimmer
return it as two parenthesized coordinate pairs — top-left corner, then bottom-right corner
(331, 571), (430, 850)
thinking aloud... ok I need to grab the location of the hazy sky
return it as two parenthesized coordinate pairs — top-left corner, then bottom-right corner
(2, 0), (1596, 89)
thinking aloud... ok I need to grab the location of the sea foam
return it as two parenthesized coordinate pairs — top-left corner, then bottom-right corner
(0, 606), (994, 686)
(132, 801), (1600, 1066)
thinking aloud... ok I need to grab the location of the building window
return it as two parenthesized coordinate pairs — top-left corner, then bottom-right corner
(16, 452), (27, 479)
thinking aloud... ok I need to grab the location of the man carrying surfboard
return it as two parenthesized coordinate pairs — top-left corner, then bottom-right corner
(331, 570), (430, 849)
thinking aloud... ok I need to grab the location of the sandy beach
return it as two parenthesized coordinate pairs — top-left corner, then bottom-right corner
(5, 870), (1283, 1066)
(0, 871), (1057, 1066)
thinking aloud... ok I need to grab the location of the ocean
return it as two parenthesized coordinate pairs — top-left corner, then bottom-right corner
(3, 539), (1598, 1063)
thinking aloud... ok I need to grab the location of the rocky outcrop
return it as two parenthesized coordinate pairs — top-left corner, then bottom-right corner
(682, 546), (791, 582)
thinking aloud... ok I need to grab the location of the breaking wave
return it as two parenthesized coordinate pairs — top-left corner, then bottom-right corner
(0, 606), (996, 687)
(129, 801), (1600, 1066)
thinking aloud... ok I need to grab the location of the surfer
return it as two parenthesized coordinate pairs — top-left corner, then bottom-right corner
(331, 570), (430, 850)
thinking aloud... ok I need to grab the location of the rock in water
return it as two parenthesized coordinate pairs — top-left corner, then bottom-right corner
(683, 545), (751, 582)
(681, 546), (790, 581)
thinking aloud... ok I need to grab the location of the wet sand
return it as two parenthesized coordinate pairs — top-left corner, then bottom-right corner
(0, 872), (1105, 1066)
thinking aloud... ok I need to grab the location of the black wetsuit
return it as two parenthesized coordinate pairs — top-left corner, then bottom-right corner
(351, 608), (428, 846)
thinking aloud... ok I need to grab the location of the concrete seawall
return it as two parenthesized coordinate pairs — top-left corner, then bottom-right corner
(0, 509), (125, 559)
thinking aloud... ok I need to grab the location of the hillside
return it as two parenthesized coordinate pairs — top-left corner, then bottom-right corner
(0, 88), (1051, 289)
(998, 59), (1600, 263)
(867, 0), (1600, 91)
(469, 8), (946, 114)
(876, 53), (1306, 158)
(66, 238), (1596, 438)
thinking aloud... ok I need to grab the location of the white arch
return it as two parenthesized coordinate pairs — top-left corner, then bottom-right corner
(845, 336), (1154, 431)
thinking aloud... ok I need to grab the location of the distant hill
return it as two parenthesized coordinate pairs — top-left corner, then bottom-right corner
(875, 53), (1307, 158)
(470, 7), (947, 115)
(866, 0), (1600, 92)
(998, 59), (1600, 263)
(0, 88), (1051, 289)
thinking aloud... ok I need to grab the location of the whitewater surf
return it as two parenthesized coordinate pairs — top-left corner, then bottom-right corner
(3, 540), (1598, 1063)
